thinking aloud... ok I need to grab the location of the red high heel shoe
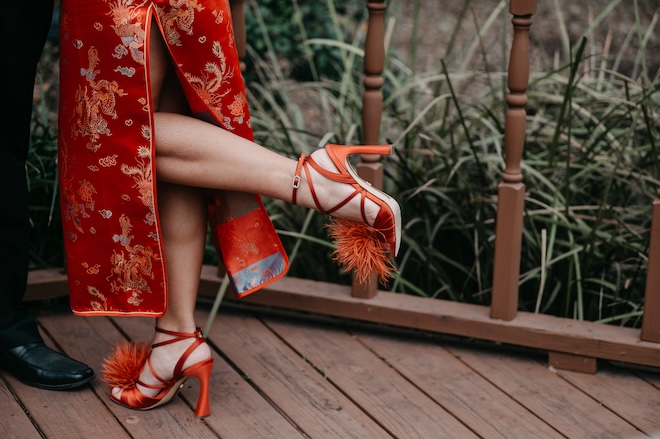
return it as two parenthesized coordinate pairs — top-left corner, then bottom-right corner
(101, 327), (214, 418)
(292, 144), (401, 284)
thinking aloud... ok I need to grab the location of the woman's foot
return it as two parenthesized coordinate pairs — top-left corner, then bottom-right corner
(292, 144), (401, 256)
(291, 144), (401, 284)
(102, 326), (214, 417)
(111, 326), (211, 400)
(295, 148), (382, 226)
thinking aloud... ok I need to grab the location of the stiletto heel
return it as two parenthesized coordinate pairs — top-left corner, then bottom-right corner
(292, 144), (401, 284)
(101, 327), (214, 418)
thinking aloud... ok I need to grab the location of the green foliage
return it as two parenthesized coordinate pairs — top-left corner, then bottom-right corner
(27, 42), (63, 269)
(246, 0), (660, 326)
(243, 0), (366, 82)
(29, 1), (660, 327)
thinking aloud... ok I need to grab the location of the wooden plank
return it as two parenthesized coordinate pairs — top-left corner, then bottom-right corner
(642, 198), (660, 342)
(25, 268), (69, 300)
(0, 376), (42, 439)
(354, 330), (563, 439)
(2, 374), (124, 439)
(446, 344), (641, 438)
(3, 313), (129, 439)
(115, 313), (305, 439)
(12, 298), (659, 438)
(203, 273), (660, 368)
(637, 370), (660, 391)
(27, 268), (660, 368)
(264, 315), (479, 439)
(491, 183), (526, 320)
(548, 351), (598, 374)
(557, 365), (660, 437)
(38, 306), (216, 439)
(202, 309), (390, 438)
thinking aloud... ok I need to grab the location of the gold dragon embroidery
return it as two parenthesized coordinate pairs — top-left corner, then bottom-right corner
(107, 0), (149, 64)
(59, 140), (95, 237)
(121, 125), (154, 213)
(70, 46), (127, 153)
(108, 214), (159, 306)
(156, 0), (205, 46)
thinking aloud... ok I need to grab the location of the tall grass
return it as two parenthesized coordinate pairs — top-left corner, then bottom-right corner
(29, 1), (659, 326)
(243, 0), (660, 326)
(28, 40), (63, 270)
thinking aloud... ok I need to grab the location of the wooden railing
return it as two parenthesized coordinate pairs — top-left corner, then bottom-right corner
(218, 0), (660, 371)
(643, 194), (660, 343)
(490, 0), (533, 321)
(26, 0), (660, 373)
(353, 0), (388, 298)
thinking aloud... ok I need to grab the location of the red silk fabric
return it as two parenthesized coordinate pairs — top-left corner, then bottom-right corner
(59, 0), (288, 316)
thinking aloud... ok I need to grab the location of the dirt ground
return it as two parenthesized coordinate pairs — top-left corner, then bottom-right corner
(283, 0), (659, 146)
(387, 0), (659, 76)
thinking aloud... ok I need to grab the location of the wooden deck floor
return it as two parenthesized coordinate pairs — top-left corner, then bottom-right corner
(2, 300), (660, 439)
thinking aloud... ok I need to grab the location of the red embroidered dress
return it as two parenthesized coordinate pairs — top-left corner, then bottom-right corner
(58, 0), (288, 316)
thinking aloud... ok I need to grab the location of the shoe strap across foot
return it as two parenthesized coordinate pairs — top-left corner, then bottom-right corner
(146, 327), (207, 385)
(291, 153), (370, 224)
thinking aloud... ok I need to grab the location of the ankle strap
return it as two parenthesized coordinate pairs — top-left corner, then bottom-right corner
(148, 326), (207, 384)
(153, 326), (203, 348)
(292, 153), (305, 205)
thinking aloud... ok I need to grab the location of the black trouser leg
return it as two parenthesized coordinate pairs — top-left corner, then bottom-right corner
(0, 1), (55, 349)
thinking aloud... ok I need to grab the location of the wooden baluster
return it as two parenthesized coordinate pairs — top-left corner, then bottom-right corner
(230, 0), (246, 72)
(353, 0), (387, 298)
(490, 0), (537, 320)
(642, 191), (660, 342)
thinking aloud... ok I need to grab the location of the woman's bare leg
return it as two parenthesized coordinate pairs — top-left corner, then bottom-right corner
(153, 114), (381, 224)
(150, 36), (206, 336)
(153, 181), (204, 335)
(112, 21), (210, 399)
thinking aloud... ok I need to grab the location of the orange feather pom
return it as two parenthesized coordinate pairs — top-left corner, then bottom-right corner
(101, 341), (150, 389)
(326, 218), (396, 285)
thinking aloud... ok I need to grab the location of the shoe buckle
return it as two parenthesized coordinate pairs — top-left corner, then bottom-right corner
(292, 153), (305, 190)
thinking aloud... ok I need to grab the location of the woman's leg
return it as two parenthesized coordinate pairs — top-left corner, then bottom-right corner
(153, 113), (382, 225)
(114, 14), (395, 398)
(120, 181), (211, 398)
(150, 30), (206, 337)
(112, 22), (210, 399)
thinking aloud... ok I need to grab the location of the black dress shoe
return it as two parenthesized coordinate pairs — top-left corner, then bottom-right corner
(0, 342), (94, 390)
